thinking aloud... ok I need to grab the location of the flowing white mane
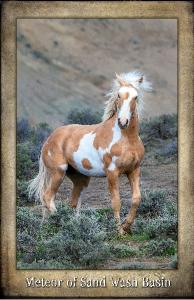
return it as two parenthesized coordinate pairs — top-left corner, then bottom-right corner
(102, 71), (152, 121)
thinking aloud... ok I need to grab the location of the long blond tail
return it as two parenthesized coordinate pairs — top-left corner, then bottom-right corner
(28, 155), (50, 204)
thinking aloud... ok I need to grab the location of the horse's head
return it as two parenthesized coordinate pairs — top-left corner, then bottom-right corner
(102, 71), (152, 125)
(116, 73), (142, 129)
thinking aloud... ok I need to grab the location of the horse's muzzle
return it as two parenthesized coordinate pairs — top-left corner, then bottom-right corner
(118, 118), (129, 129)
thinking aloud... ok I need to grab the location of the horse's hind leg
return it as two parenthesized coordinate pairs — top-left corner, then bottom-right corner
(123, 167), (141, 233)
(67, 171), (90, 213)
(43, 169), (64, 213)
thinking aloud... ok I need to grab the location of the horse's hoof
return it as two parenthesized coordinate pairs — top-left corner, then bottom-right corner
(70, 204), (77, 209)
(122, 223), (132, 234)
(118, 226), (126, 236)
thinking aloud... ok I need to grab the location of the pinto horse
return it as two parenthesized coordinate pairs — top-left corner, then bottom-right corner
(28, 71), (152, 234)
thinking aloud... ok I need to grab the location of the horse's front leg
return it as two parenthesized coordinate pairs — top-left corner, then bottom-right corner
(123, 167), (141, 233)
(106, 170), (124, 235)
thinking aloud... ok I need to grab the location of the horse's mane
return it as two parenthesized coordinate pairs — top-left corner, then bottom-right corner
(102, 71), (152, 122)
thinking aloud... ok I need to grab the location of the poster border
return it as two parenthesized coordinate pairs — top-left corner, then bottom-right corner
(1, 1), (194, 298)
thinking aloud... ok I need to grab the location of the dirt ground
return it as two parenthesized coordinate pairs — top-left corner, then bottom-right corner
(101, 256), (174, 270)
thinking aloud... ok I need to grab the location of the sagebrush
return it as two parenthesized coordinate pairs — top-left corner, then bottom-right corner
(17, 189), (177, 269)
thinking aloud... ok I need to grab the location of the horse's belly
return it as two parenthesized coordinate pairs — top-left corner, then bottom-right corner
(72, 132), (106, 177)
(74, 164), (105, 177)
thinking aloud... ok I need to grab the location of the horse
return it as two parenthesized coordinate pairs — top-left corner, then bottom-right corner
(28, 71), (152, 235)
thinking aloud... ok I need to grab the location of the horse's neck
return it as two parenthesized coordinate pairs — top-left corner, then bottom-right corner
(127, 113), (139, 137)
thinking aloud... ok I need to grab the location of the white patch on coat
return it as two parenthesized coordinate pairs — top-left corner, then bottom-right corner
(48, 150), (52, 157)
(73, 120), (121, 176)
(108, 156), (117, 171)
(118, 86), (138, 126)
(59, 164), (68, 172)
(73, 132), (105, 176)
(109, 119), (122, 149)
(98, 120), (121, 169)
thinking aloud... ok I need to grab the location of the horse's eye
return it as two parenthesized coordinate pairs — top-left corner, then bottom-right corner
(118, 94), (120, 99)
(135, 96), (138, 100)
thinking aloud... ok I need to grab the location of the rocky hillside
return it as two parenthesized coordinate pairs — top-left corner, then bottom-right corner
(17, 19), (177, 128)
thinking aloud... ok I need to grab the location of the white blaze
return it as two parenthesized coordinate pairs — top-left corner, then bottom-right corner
(118, 86), (138, 126)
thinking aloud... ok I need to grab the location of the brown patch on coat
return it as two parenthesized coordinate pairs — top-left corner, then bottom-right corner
(130, 98), (136, 112)
(93, 116), (115, 150)
(103, 153), (112, 169)
(82, 158), (92, 170)
(110, 143), (121, 157)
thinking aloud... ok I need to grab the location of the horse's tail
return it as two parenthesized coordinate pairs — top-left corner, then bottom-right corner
(28, 154), (50, 204)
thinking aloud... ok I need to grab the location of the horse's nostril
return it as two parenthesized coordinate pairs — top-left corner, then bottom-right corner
(118, 118), (128, 129)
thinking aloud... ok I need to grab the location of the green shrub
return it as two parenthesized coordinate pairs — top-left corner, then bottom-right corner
(140, 114), (177, 142)
(17, 180), (32, 206)
(17, 204), (111, 269)
(117, 233), (150, 242)
(96, 208), (117, 238)
(31, 122), (51, 145)
(137, 189), (166, 217)
(44, 213), (110, 267)
(17, 259), (74, 269)
(162, 200), (177, 216)
(17, 119), (32, 143)
(16, 120), (53, 205)
(16, 208), (41, 263)
(111, 244), (137, 258)
(133, 214), (177, 239)
(17, 120), (52, 176)
(66, 108), (101, 125)
(132, 189), (177, 239)
(17, 143), (33, 180)
(155, 139), (177, 157)
(143, 238), (176, 256)
(17, 196), (178, 269)
(16, 207), (41, 235)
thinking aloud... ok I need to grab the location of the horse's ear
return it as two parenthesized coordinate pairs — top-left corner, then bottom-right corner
(138, 76), (143, 84)
(115, 73), (126, 86)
